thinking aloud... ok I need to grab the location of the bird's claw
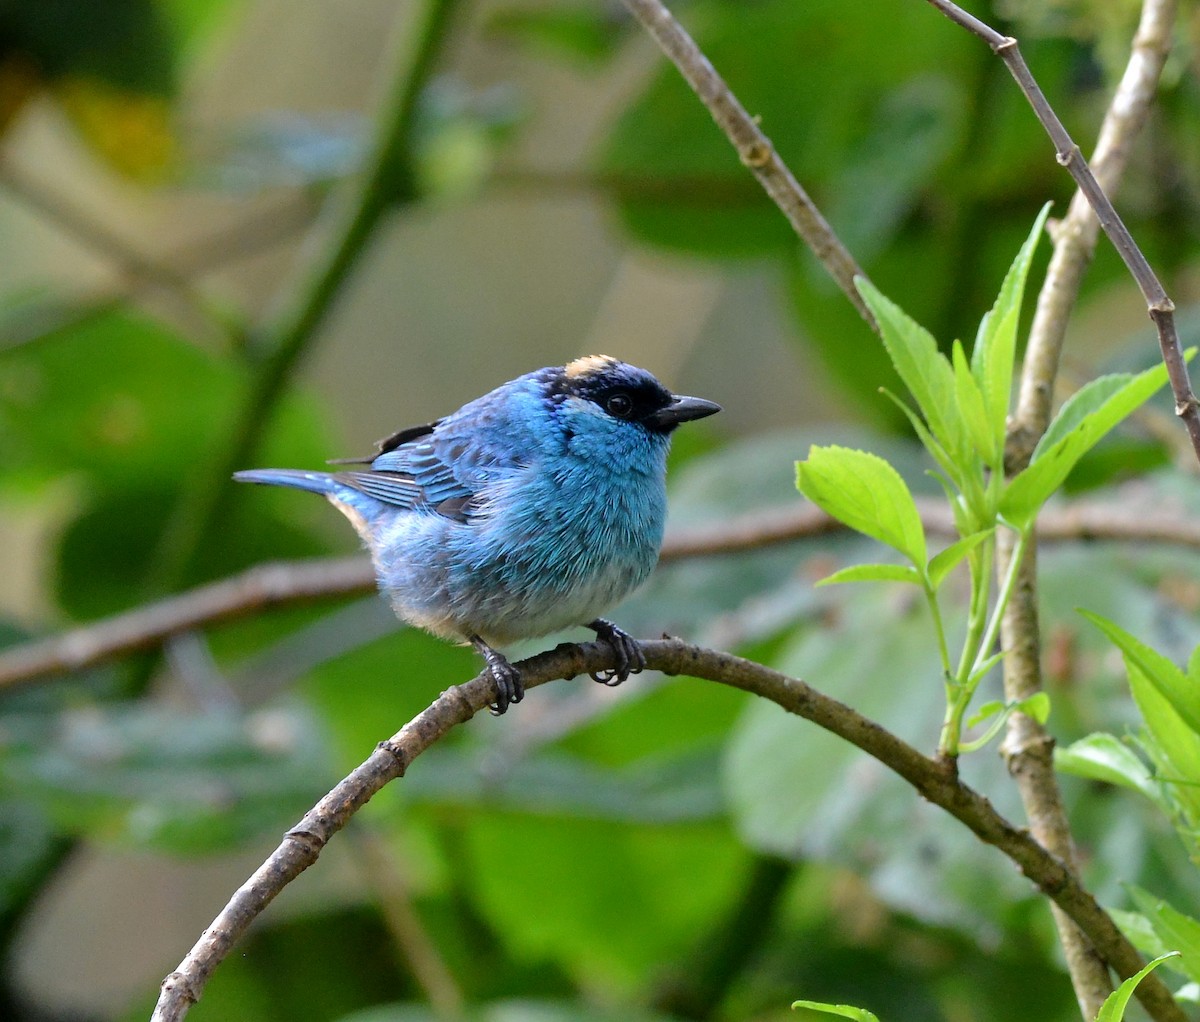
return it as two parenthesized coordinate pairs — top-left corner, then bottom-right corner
(486, 657), (524, 715)
(587, 619), (645, 686)
(471, 635), (524, 715)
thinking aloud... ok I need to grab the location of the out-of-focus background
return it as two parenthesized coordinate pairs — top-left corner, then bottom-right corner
(2, 2), (1200, 1020)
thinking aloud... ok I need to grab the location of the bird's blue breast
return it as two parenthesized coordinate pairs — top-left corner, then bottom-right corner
(365, 397), (671, 645)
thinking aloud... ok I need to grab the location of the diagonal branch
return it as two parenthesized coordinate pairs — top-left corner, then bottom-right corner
(1016, 1), (1179, 442)
(924, 0), (1182, 1016)
(149, 639), (1186, 1022)
(617, 0), (875, 330)
(923, 0), (1200, 468)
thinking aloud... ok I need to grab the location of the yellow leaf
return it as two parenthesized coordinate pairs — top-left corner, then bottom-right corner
(54, 76), (176, 181)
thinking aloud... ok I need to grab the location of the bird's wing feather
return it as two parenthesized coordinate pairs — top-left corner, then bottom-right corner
(331, 470), (425, 510)
(331, 402), (530, 519)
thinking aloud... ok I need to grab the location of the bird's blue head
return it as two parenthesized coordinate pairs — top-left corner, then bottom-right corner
(543, 355), (720, 468)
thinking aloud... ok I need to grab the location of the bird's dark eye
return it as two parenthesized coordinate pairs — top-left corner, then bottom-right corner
(605, 392), (634, 418)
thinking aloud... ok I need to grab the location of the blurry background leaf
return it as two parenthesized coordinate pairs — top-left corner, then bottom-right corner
(0, 0), (179, 177)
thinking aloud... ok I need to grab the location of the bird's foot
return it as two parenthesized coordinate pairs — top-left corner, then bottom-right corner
(470, 635), (524, 715)
(586, 619), (645, 686)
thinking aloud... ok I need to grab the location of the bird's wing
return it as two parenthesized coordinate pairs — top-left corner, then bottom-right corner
(330, 408), (529, 522)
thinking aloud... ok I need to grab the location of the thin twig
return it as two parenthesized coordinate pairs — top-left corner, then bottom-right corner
(616, 0), (875, 330)
(923, 0), (1200, 468)
(149, 639), (1185, 1022)
(0, 194), (321, 354)
(0, 161), (234, 342)
(1014, 0), (1180, 451)
(929, 0), (1182, 1015)
(5, 494), (1200, 691)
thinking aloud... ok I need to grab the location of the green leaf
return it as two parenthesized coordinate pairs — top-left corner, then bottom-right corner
(816, 563), (923, 587)
(797, 446), (927, 567)
(1111, 908), (1172, 963)
(725, 584), (1033, 931)
(1055, 733), (1160, 803)
(1130, 887), (1200, 985)
(856, 277), (965, 468)
(792, 1003), (879, 1022)
(966, 700), (1005, 729)
(927, 528), (994, 589)
(1001, 364), (1172, 530)
(1095, 952), (1180, 1022)
(1015, 692), (1051, 724)
(1079, 611), (1200, 736)
(973, 204), (1051, 462)
(879, 388), (962, 490)
(952, 340), (996, 466)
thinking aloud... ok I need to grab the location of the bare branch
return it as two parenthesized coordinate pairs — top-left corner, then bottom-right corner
(1015, 0), (1179, 447)
(150, 639), (1186, 1022)
(923, 0), (1200, 468)
(5, 494), (1200, 691)
(927, 0), (1182, 1015)
(617, 0), (875, 330)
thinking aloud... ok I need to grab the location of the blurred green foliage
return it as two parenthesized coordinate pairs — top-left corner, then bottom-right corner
(2, 1), (1200, 1021)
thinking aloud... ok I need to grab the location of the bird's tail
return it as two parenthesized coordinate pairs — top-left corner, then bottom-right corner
(232, 469), (339, 495)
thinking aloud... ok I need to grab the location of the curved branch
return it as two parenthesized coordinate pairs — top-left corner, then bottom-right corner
(150, 639), (1184, 1022)
(617, 0), (875, 330)
(6, 496), (1200, 690)
(923, 0), (1200, 469)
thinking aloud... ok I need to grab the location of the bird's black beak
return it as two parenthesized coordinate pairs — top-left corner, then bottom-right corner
(645, 394), (722, 430)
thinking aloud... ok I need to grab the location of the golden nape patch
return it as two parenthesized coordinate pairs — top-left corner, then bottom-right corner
(564, 354), (618, 379)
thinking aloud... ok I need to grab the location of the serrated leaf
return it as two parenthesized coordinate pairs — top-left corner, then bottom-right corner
(1001, 364), (1171, 530)
(1096, 952), (1181, 1022)
(792, 1001), (880, 1022)
(1055, 733), (1160, 803)
(817, 563), (923, 587)
(797, 446), (926, 567)
(880, 388), (961, 489)
(952, 339), (996, 466)
(927, 528), (994, 589)
(1130, 887), (1200, 985)
(1080, 611), (1200, 736)
(857, 277), (966, 467)
(973, 204), (1050, 460)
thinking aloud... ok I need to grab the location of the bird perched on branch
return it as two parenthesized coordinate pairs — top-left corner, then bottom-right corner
(235, 355), (720, 713)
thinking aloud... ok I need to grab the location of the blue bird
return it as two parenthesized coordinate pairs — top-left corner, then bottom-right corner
(234, 355), (720, 713)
